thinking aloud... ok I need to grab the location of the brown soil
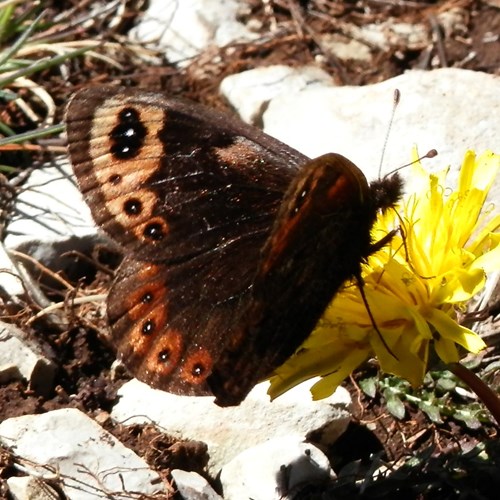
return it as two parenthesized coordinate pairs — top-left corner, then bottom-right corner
(0, 1), (499, 499)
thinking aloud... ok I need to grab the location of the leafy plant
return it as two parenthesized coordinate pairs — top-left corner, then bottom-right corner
(359, 368), (492, 428)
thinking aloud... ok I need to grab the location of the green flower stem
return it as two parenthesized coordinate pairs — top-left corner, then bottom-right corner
(448, 362), (500, 426)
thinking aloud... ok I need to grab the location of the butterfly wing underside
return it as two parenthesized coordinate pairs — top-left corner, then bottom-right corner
(66, 87), (309, 396)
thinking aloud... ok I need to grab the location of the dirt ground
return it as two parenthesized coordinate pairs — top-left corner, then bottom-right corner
(0, 1), (499, 498)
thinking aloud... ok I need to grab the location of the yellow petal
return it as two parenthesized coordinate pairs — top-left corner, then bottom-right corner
(471, 233), (500, 273)
(427, 308), (487, 355)
(460, 150), (500, 193)
(431, 268), (486, 304)
(268, 341), (371, 400)
(376, 325), (429, 387)
(434, 337), (459, 363)
(309, 348), (370, 400)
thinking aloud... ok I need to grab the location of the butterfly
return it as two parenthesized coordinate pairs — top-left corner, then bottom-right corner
(65, 87), (403, 407)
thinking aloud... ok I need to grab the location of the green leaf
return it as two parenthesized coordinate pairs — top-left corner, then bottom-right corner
(419, 401), (443, 423)
(386, 393), (406, 419)
(454, 408), (482, 429)
(435, 376), (456, 392)
(359, 377), (377, 398)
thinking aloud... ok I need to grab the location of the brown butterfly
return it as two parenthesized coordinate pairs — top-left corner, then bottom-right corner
(65, 87), (403, 407)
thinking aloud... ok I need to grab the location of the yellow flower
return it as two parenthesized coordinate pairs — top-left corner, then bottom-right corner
(269, 150), (500, 401)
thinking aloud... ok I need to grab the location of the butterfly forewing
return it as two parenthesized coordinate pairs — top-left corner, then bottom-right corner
(66, 87), (308, 262)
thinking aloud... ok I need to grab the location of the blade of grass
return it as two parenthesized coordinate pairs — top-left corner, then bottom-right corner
(0, 120), (15, 136)
(0, 10), (45, 68)
(0, 45), (95, 88)
(9, 2), (44, 33)
(0, 164), (20, 173)
(0, 124), (63, 145)
(0, 3), (15, 44)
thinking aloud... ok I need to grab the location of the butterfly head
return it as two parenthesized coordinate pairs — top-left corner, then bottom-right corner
(369, 173), (404, 214)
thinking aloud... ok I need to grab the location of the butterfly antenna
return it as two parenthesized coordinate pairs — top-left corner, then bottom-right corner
(384, 149), (438, 178)
(378, 89), (401, 179)
(377, 90), (438, 179)
(355, 274), (398, 361)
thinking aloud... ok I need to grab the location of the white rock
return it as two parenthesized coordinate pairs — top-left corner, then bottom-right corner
(436, 8), (468, 38)
(4, 159), (101, 266)
(258, 68), (499, 182)
(319, 33), (372, 62)
(0, 408), (165, 499)
(0, 243), (24, 297)
(221, 65), (333, 124)
(111, 378), (351, 475)
(7, 476), (59, 500)
(349, 20), (430, 51)
(0, 321), (56, 397)
(220, 437), (334, 500)
(171, 469), (223, 499)
(130, 0), (257, 64)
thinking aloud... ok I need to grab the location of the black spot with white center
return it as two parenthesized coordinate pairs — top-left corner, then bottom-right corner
(292, 187), (309, 215)
(124, 198), (142, 216)
(142, 319), (155, 335)
(159, 350), (171, 364)
(109, 173), (122, 185)
(141, 292), (153, 303)
(110, 107), (147, 159)
(144, 222), (166, 241)
(192, 363), (205, 378)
